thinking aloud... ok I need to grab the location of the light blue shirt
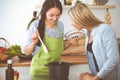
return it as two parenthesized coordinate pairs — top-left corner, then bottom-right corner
(25, 19), (64, 55)
(83, 24), (120, 80)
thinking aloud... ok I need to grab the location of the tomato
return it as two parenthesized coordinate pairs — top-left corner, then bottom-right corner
(0, 47), (7, 54)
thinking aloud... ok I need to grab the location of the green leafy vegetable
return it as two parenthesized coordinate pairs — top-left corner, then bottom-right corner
(6, 45), (22, 56)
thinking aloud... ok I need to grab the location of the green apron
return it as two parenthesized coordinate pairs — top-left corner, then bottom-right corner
(30, 25), (64, 80)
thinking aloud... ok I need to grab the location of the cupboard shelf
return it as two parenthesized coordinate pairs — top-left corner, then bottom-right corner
(87, 5), (115, 9)
(63, 5), (115, 9)
(35, 4), (115, 9)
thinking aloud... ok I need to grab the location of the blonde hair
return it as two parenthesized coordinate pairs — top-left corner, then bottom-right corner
(68, 2), (103, 28)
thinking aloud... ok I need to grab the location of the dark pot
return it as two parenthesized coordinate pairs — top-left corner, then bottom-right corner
(46, 62), (72, 80)
(18, 54), (33, 60)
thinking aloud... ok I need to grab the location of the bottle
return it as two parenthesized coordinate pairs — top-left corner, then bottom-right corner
(6, 60), (14, 80)
(14, 70), (19, 80)
(93, 0), (98, 6)
(72, 0), (77, 6)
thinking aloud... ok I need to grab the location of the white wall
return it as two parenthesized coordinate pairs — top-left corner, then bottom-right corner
(0, 67), (30, 80)
(0, 0), (35, 49)
(107, 0), (120, 37)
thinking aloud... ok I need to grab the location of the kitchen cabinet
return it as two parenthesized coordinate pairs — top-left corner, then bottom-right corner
(0, 56), (31, 80)
(0, 66), (30, 80)
(0, 56), (89, 80)
(0, 64), (89, 80)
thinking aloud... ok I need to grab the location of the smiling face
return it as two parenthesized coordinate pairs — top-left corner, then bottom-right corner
(45, 7), (61, 26)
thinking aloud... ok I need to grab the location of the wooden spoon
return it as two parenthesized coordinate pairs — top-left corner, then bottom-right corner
(33, 26), (48, 54)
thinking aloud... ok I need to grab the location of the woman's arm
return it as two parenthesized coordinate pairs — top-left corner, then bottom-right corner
(97, 25), (120, 79)
(24, 42), (36, 55)
(24, 29), (39, 55)
(24, 20), (39, 55)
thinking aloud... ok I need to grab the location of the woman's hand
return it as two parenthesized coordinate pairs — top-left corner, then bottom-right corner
(31, 30), (39, 45)
(69, 37), (80, 46)
(80, 72), (91, 80)
(80, 72), (100, 80)
(24, 30), (39, 55)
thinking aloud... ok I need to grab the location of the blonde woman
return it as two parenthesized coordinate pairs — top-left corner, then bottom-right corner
(68, 2), (120, 80)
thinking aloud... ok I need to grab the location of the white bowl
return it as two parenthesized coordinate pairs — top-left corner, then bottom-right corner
(64, 30), (84, 40)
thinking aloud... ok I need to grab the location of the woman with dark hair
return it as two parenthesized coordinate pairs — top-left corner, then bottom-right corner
(68, 2), (120, 80)
(24, 0), (63, 79)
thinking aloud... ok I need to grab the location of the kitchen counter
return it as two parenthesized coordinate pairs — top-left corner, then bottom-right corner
(0, 55), (88, 67)
(0, 56), (31, 67)
(0, 55), (88, 80)
(61, 54), (87, 64)
(0, 39), (119, 67)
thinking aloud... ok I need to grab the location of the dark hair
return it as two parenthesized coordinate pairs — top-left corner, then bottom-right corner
(37, 0), (63, 46)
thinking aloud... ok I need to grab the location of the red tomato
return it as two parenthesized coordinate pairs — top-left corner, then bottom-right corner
(0, 47), (7, 54)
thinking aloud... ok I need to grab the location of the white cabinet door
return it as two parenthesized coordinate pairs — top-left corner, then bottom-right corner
(0, 67), (30, 80)
(69, 64), (90, 80)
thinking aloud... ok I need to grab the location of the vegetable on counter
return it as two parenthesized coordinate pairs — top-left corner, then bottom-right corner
(6, 45), (22, 56)
(0, 47), (7, 54)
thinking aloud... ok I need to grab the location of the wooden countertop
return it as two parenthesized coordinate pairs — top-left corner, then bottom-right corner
(0, 56), (31, 67)
(61, 54), (87, 64)
(0, 55), (88, 67)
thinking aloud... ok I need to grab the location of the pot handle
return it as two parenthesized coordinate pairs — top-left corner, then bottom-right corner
(45, 64), (48, 66)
